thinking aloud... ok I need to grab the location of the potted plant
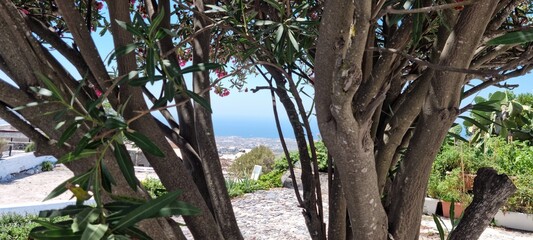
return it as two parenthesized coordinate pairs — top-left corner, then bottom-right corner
(495, 173), (533, 232)
(435, 169), (472, 218)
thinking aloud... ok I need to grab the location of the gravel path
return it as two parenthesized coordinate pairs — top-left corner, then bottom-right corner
(1, 166), (532, 239)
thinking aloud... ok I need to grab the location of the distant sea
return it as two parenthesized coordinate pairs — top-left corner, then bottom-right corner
(0, 117), (320, 139)
(213, 117), (320, 139)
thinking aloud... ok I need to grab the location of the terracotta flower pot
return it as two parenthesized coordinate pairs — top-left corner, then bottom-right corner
(463, 173), (476, 191)
(441, 201), (464, 218)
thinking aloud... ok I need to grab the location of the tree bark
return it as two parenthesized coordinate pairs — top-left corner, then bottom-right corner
(192, 1), (243, 239)
(449, 168), (517, 240)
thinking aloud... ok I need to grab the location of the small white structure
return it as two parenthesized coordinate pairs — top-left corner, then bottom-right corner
(250, 165), (262, 180)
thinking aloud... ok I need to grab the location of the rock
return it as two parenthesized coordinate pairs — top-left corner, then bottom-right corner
(282, 168), (302, 189)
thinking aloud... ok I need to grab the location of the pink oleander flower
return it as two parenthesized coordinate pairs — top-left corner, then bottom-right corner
(95, 88), (102, 97)
(96, 1), (104, 10)
(179, 58), (187, 67)
(19, 8), (30, 15)
(213, 86), (230, 97)
(215, 68), (227, 78)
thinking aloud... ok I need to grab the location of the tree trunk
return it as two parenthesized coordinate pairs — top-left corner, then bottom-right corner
(192, 1), (243, 239)
(449, 168), (517, 240)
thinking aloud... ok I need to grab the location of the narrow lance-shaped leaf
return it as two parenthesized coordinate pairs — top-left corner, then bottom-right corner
(107, 43), (140, 65)
(432, 214), (446, 240)
(115, 20), (144, 38)
(35, 72), (65, 102)
(113, 141), (138, 190)
(39, 205), (92, 218)
(72, 208), (100, 233)
(81, 224), (108, 240)
(112, 190), (182, 230)
(487, 29), (533, 45)
(124, 131), (165, 157)
(58, 149), (98, 164)
(58, 121), (81, 146)
(458, 116), (489, 133)
(181, 63), (222, 74)
(185, 90), (213, 113)
(44, 169), (94, 201)
(146, 47), (156, 84)
(28, 228), (82, 240)
(148, 9), (164, 38)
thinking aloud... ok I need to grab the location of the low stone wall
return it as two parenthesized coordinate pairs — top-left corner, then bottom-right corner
(0, 153), (56, 182)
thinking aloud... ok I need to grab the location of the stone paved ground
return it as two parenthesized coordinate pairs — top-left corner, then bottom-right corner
(1, 166), (532, 239)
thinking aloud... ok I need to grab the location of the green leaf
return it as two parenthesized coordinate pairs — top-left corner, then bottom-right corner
(101, 162), (116, 192)
(185, 90), (212, 113)
(115, 20), (144, 38)
(58, 149), (98, 164)
(447, 132), (468, 143)
(411, 0), (424, 45)
(181, 63), (222, 74)
(35, 73), (64, 102)
(112, 190), (182, 230)
(263, 0), (283, 12)
(108, 43), (140, 65)
(124, 131), (165, 157)
(487, 29), (533, 45)
(58, 121), (81, 146)
(128, 75), (166, 86)
(43, 169), (94, 201)
(164, 80), (176, 101)
(39, 205), (91, 218)
(113, 142), (138, 190)
(459, 116), (489, 133)
(32, 219), (64, 230)
(205, 4), (227, 13)
(105, 117), (127, 130)
(155, 201), (200, 217)
(149, 9), (165, 38)
(255, 20), (276, 26)
(162, 28), (179, 38)
(72, 208), (100, 233)
(81, 224), (108, 240)
(274, 25), (285, 47)
(287, 30), (299, 51)
(115, 226), (151, 240)
(432, 214), (446, 240)
(29, 228), (82, 240)
(146, 47), (156, 84)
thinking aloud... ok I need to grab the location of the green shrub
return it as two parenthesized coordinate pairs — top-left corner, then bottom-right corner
(256, 170), (284, 189)
(229, 146), (275, 178)
(225, 178), (263, 198)
(24, 142), (35, 152)
(40, 161), (54, 172)
(141, 177), (167, 198)
(273, 141), (329, 173)
(0, 214), (69, 240)
(434, 169), (471, 204)
(504, 174), (533, 214)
